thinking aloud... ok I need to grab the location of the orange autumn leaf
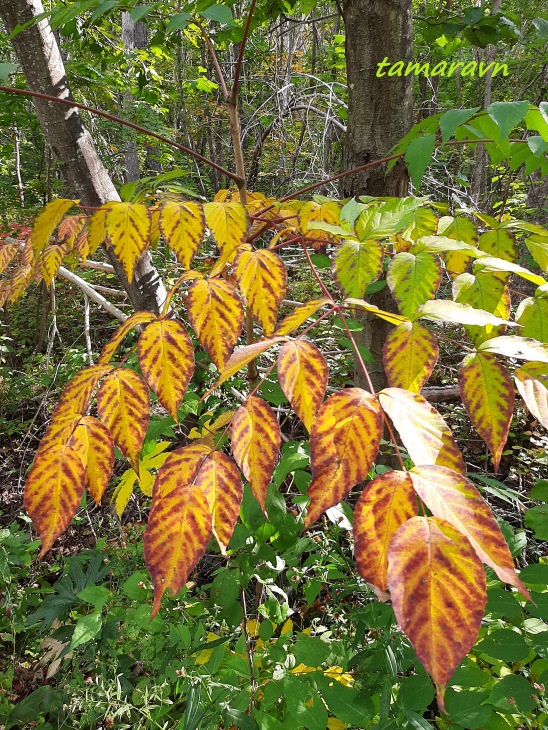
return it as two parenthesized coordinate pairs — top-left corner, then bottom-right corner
(137, 319), (195, 420)
(231, 396), (280, 512)
(382, 321), (439, 393)
(68, 416), (115, 504)
(306, 388), (383, 528)
(353, 471), (418, 592)
(387, 515), (487, 712)
(96, 369), (150, 469)
(277, 339), (328, 431)
(24, 444), (86, 557)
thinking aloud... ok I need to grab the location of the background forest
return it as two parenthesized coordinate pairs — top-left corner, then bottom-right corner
(1, 1), (548, 729)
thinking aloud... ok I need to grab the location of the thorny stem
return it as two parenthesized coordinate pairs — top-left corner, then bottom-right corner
(300, 241), (407, 471)
(0, 86), (243, 186)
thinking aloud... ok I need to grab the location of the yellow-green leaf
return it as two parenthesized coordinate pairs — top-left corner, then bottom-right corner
(99, 311), (156, 364)
(379, 387), (465, 473)
(353, 470), (417, 592)
(382, 321), (438, 393)
(233, 249), (287, 335)
(137, 319), (195, 420)
(204, 201), (248, 255)
(478, 228), (517, 262)
(277, 339), (328, 431)
(458, 352), (514, 471)
(479, 335), (548, 363)
(386, 251), (442, 319)
(525, 235), (548, 273)
(416, 299), (514, 328)
(24, 444), (86, 557)
(195, 451), (243, 555)
(186, 278), (244, 369)
(231, 396), (281, 512)
(515, 296), (548, 342)
(515, 361), (548, 429)
(344, 299), (409, 325)
(332, 239), (384, 298)
(159, 201), (205, 268)
(409, 465), (530, 600)
(273, 297), (331, 336)
(474, 256), (546, 287)
(105, 202), (151, 283)
(387, 515), (487, 712)
(87, 206), (109, 256)
(96, 369), (150, 470)
(31, 198), (78, 257)
(299, 200), (341, 246)
(306, 388), (383, 528)
(213, 337), (285, 389)
(453, 271), (510, 346)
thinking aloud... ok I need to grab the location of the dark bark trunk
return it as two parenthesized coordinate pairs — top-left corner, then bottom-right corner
(0, 0), (166, 314)
(341, 0), (414, 393)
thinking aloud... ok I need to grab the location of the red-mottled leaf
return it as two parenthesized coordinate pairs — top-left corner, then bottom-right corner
(96, 369), (150, 469)
(24, 444), (86, 557)
(382, 321), (439, 393)
(213, 337), (285, 388)
(277, 339), (328, 431)
(409, 465), (530, 600)
(186, 278), (244, 369)
(231, 396), (281, 512)
(159, 201), (205, 268)
(379, 387), (465, 473)
(233, 249), (287, 335)
(68, 416), (115, 504)
(353, 470), (417, 591)
(0, 242), (19, 274)
(137, 319), (195, 420)
(387, 515), (487, 712)
(515, 361), (548, 429)
(38, 245), (66, 286)
(144, 444), (212, 617)
(306, 388), (383, 528)
(458, 352), (514, 471)
(195, 450), (243, 555)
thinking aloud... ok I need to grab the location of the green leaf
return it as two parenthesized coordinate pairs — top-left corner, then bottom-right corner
(528, 136), (548, 156)
(525, 505), (548, 539)
(476, 628), (530, 662)
(69, 612), (102, 651)
(224, 708), (259, 730)
(293, 634), (331, 666)
(201, 4), (235, 24)
(332, 239), (384, 298)
(531, 480), (548, 500)
(0, 62), (18, 82)
(284, 675), (328, 730)
(439, 108), (480, 144)
(398, 673), (435, 714)
(166, 12), (191, 33)
(487, 101), (530, 139)
(488, 675), (537, 714)
(130, 5), (151, 22)
(315, 673), (374, 725)
(404, 134), (436, 189)
(77, 585), (111, 611)
(91, 0), (118, 22)
(485, 587), (521, 620)
(444, 688), (492, 729)
(520, 563), (548, 585)
(122, 570), (150, 601)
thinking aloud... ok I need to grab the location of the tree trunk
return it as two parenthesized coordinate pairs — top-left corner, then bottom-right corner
(0, 0), (166, 314)
(341, 0), (413, 393)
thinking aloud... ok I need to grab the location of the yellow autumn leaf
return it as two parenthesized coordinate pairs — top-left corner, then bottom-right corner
(105, 202), (151, 283)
